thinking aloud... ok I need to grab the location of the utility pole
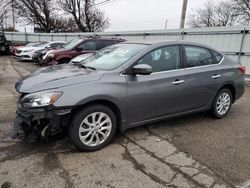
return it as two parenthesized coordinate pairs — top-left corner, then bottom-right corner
(165, 20), (168, 30)
(4, 14), (7, 29)
(180, 0), (188, 29)
(11, 0), (15, 31)
(249, 0), (250, 25)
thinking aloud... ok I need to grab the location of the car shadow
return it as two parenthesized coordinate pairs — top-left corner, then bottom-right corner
(1, 111), (214, 157)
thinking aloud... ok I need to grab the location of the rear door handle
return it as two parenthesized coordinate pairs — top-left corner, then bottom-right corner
(211, 74), (221, 79)
(172, 80), (185, 85)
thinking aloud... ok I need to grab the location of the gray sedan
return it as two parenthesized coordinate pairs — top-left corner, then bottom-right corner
(13, 41), (245, 151)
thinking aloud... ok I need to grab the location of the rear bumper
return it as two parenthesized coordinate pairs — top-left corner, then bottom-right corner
(235, 83), (245, 101)
(11, 106), (72, 141)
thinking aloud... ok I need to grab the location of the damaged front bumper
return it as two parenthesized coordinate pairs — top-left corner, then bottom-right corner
(11, 105), (72, 142)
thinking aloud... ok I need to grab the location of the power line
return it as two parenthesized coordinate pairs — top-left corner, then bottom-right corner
(11, 0), (15, 30)
(92, 0), (116, 6)
(93, 0), (111, 6)
(92, 0), (120, 7)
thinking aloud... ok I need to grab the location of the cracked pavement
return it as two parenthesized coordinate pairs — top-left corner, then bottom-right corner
(0, 56), (250, 188)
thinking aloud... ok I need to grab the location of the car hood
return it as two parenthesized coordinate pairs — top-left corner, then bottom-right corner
(18, 46), (34, 51)
(19, 46), (44, 51)
(70, 53), (93, 63)
(15, 64), (103, 93)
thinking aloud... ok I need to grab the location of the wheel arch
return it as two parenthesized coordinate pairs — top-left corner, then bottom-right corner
(71, 99), (123, 131)
(55, 55), (72, 62)
(217, 83), (236, 103)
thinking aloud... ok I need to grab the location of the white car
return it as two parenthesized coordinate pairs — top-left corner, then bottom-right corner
(15, 41), (64, 61)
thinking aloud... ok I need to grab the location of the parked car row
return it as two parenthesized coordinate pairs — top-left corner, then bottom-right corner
(14, 37), (126, 66)
(14, 41), (66, 61)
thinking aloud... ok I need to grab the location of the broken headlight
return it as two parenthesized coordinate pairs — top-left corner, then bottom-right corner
(21, 91), (62, 108)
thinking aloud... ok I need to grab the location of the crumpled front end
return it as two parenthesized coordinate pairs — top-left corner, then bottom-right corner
(11, 94), (72, 142)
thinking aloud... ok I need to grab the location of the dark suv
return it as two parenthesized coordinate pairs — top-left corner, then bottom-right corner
(12, 41), (245, 151)
(40, 37), (125, 66)
(0, 24), (10, 55)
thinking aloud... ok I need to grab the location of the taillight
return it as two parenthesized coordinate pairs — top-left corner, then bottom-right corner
(239, 65), (246, 74)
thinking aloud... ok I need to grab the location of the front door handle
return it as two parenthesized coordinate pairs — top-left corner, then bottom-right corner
(211, 74), (221, 79)
(172, 80), (185, 85)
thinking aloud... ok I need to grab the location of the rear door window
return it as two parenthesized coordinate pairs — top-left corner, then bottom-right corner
(96, 40), (115, 50)
(184, 46), (213, 67)
(78, 41), (96, 50)
(211, 50), (223, 64)
(50, 43), (65, 49)
(50, 43), (58, 48)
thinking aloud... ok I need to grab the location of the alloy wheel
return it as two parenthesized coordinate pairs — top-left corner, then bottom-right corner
(216, 92), (231, 116)
(78, 112), (112, 146)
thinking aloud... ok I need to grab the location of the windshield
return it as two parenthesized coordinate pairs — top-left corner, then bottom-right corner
(64, 38), (82, 49)
(80, 43), (147, 70)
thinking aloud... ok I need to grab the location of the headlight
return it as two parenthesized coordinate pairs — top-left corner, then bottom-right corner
(23, 49), (34, 53)
(21, 91), (62, 108)
(47, 53), (55, 58)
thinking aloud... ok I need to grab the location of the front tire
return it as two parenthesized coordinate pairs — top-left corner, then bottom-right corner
(69, 105), (117, 151)
(58, 58), (70, 64)
(211, 88), (232, 119)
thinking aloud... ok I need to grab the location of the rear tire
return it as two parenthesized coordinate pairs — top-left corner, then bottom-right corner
(69, 105), (117, 151)
(211, 88), (232, 119)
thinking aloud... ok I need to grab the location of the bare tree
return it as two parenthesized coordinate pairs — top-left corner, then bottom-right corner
(57, 18), (81, 32)
(188, 1), (216, 28)
(14, 0), (67, 32)
(0, 0), (11, 26)
(232, 0), (250, 24)
(60, 0), (109, 32)
(188, 0), (239, 28)
(214, 1), (240, 26)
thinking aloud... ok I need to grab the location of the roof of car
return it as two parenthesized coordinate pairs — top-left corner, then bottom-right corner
(124, 40), (204, 46)
(47, 41), (67, 43)
(122, 40), (220, 53)
(80, 36), (126, 41)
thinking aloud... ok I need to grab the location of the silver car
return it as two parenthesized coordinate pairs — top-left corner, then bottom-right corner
(69, 53), (93, 64)
(12, 41), (245, 151)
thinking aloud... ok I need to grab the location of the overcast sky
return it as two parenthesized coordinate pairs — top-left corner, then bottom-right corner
(98, 0), (212, 31)
(16, 0), (213, 32)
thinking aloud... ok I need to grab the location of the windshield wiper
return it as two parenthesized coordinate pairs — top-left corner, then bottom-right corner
(79, 64), (96, 70)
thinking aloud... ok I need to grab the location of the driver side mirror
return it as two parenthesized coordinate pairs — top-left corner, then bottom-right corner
(132, 64), (152, 75)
